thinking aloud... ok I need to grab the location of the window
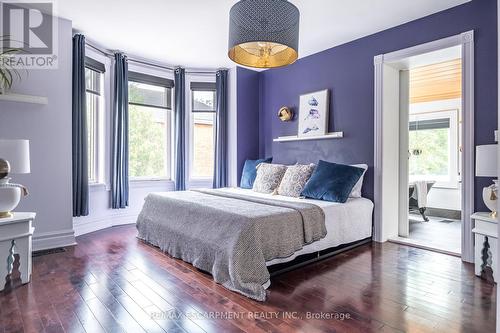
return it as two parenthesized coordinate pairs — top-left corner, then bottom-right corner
(409, 110), (459, 188)
(128, 72), (173, 180)
(84, 64), (103, 183)
(190, 83), (216, 179)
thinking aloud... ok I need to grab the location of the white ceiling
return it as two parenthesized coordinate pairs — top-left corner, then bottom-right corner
(56, 0), (470, 69)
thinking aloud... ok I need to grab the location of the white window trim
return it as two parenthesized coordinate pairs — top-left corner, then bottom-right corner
(127, 64), (174, 182)
(408, 107), (460, 189)
(186, 74), (216, 187)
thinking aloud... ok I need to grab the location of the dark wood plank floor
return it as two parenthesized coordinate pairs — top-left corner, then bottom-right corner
(0, 225), (496, 333)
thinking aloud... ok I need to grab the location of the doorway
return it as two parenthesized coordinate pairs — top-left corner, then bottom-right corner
(373, 31), (475, 262)
(395, 51), (463, 255)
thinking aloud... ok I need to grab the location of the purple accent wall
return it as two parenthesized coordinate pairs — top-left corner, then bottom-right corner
(236, 67), (261, 183)
(258, 0), (497, 209)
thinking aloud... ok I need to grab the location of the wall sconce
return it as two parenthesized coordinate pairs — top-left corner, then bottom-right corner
(278, 106), (294, 122)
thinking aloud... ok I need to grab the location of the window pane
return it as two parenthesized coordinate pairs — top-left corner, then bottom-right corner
(129, 82), (170, 109)
(85, 67), (101, 183)
(85, 68), (100, 94)
(193, 90), (215, 112)
(192, 112), (215, 178)
(129, 104), (167, 178)
(86, 92), (98, 182)
(409, 127), (449, 178)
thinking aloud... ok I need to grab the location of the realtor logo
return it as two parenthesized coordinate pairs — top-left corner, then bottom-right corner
(0, 1), (58, 69)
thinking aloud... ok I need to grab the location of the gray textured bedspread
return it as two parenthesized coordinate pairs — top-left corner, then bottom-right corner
(136, 189), (326, 301)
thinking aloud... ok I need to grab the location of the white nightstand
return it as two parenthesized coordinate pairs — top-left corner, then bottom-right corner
(472, 212), (498, 282)
(0, 212), (35, 291)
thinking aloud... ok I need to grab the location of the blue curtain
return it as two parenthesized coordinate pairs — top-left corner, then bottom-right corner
(213, 69), (228, 188)
(174, 67), (186, 191)
(111, 53), (129, 208)
(72, 34), (89, 217)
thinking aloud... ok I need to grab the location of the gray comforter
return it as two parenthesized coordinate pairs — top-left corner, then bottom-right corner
(136, 189), (326, 301)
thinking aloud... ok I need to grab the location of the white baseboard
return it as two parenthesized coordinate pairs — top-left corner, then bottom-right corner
(73, 212), (139, 237)
(33, 228), (77, 251)
(32, 213), (138, 252)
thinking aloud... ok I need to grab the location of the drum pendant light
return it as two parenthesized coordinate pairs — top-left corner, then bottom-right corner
(228, 0), (300, 68)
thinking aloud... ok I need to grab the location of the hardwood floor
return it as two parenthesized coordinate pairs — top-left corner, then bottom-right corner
(0, 225), (496, 333)
(408, 214), (462, 254)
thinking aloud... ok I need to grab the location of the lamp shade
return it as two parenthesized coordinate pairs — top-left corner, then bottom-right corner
(0, 139), (30, 174)
(476, 144), (497, 177)
(228, 0), (300, 68)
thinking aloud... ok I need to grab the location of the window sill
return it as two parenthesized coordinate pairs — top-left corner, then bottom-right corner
(188, 179), (213, 189)
(410, 178), (459, 190)
(130, 177), (170, 182)
(88, 180), (174, 192)
(431, 184), (460, 190)
(130, 179), (174, 189)
(88, 182), (108, 192)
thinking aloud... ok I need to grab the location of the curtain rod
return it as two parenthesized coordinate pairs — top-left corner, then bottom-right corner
(86, 42), (220, 74)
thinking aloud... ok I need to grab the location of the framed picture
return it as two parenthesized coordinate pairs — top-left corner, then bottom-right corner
(298, 89), (329, 137)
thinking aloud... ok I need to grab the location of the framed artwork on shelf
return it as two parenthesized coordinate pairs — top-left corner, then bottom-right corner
(298, 89), (329, 137)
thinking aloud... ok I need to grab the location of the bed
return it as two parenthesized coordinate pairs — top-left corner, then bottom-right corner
(217, 188), (373, 266)
(136, 187), (373, 301)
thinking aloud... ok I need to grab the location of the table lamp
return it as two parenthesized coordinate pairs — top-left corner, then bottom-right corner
(476, 144), (498, 217)
(0, 139), (30, 218)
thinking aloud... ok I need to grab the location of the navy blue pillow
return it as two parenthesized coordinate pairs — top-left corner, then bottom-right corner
(301, 160), (364, 203)
(240, 158), (273, 189)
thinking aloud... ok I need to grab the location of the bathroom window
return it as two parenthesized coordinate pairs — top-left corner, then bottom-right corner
(409, 110), (459, 188)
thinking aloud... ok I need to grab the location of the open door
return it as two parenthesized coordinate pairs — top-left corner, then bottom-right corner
(398, 70), (410, 237)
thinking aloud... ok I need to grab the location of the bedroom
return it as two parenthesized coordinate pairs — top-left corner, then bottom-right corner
(0, 0), (498, 332)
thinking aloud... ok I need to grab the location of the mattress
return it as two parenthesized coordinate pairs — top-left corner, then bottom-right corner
(217, 188), (374, 265)
(137, 188), (328, 300)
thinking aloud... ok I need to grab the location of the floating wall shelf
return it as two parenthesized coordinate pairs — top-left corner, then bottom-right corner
(0, 93), (48, 105)
(273, 132), (344, 142)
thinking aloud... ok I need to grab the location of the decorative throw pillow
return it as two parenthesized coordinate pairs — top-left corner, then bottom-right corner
(252, 163), (287, 194)
(240, 157), (273, 189)
(277, 164), (316, 197)
(349, 164), (368, 198)
(301, 160), (364, 203)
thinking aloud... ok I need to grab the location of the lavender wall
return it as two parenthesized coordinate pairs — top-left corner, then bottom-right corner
(236, 67), (261, 183)
(0, 17), (76, 249)
(258, 0), (497, 209)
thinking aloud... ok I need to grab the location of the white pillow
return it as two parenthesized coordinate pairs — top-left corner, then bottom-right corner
(252, 163), (288, 194)
(277, 163), (315, 197)
(350, 164), (368, 198)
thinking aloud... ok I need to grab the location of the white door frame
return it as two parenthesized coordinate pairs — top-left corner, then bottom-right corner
(373, 31), (475, 263)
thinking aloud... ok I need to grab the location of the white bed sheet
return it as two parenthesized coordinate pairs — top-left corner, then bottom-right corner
(217, 188), (374, 265)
